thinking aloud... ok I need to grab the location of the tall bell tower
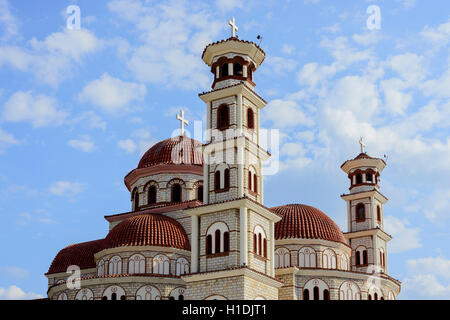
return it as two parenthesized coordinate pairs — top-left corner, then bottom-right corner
(183, 18), (282, 300)
(341, 138), (391, 274)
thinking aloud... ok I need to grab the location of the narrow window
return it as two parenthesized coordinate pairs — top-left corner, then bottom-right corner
(221, 63), (228, 77)
(363, 250), (368, 265)
(374, 293), (378, 300)
(217, 105), (230, 130)
(215, 229), (221, 253)
(383, 253), (385, 267)
(233, 63), (243, 76)
(313, 287), (319, 300)
(179, 295), (184, 300)
(253, 174), (258, 193)
(247, 108), (254, 129)
(171, 183), (182, 202)
(206, 235), (212, 255)
(111, 293), (117, 301)
(324, 289), (330, 300)
(356, 173), (363, 184)
(356, 203), (365, 221)
(214, 171), (221, 191)
(120, 295), (126, 300)
(368, 294), (372, 300)
(224, 232), (230, 252)
(198, 186), (203, 202)
(224, 169), (230, 189)
(303, 289), (309, 301)
(248, 171), (252, 191)
(263, 238), (267, 258)
(356, 251), (361, 266)
(366, 172), (373, 182)
(253, 234), (257, 253)
(148, 185), (157, 204)
(377, 206), (381, 222)
(258, 233), (262, 256)
(132, 188), (139, 211)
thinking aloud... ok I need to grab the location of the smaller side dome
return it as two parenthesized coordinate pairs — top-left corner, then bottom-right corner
(272, 204), (346, 244)
(47, 239), (105, 274)
(104, 214), (190, 251)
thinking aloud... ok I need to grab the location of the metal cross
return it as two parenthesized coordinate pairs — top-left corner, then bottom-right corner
(176, 109), (189, 136)
(359, 137), (366, 153)
(228, 17), (238, 38)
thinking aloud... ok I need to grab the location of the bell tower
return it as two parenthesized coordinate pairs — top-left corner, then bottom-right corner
(341, 138), (391, 274)
(183, 18), (282, 300)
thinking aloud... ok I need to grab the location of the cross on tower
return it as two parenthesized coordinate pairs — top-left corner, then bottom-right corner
(228, 17), (238, 38)
(359, 137), (366, 153)
(176, 109), (189, 136)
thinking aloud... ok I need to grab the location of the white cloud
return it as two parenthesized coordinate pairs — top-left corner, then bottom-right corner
(421, 19), (450, 46)
(78, 73), (147, 113)
(263, 99), (314, 128)
(384, 215), (422, 253)
(406, 256), (450, 280)
(0, 0), (19, 41)
(0, 127), (18, 152)
(0, 267), (29, 279)
(67, 135), (96, 152)
(281, 44), (294, 55)
(2, 91), (68, 128)
(402, 274), (450, 299)
(117, 139), (137, 153)
(215, 0), (243, 12)
(49, 181), (84, 196)
(0, 285), (43, 300)
(262, 56), (297, 76)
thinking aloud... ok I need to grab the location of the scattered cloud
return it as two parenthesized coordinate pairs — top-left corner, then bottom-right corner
(67, 135), (96, 152)
(0, 127), (19, 153)
(49, 181), (84, 196)
(117, 139), (137, 153)
(0, 285), (43, 300)
(2, 91), (68, 128)
(384, 215), (422, 253)
(263, 99), (314, 128)
(78, 73), (147, 113)
(0, 266), (29, 279)
(0, 0), (19, 41)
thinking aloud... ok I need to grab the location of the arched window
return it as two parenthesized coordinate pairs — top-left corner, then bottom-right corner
(253, 174), (258, 193)
(176, 258), (189, 276)
(97, 260), (105, 276)
(374, 293), (378, 300)
(233, 62), (243, 76)
(248, 167), (257, 193)
(120, 295), (126, 300)
(366, 172), (373, 182)
(298, 247), (317, 268)
(363, 250), (368, 265)
(111, 293), (117, 300)
(197, 186), (203, 202)
(148, 185), (157, 204)
(263, 238), (267, 258)
(303, 289), (310, 301)
(103, 286), (126, 300)
(247, 108), (254, 129)
(377, 205), (381, 222)
(215, 171), (221, 191)
(368, 294), (372, 300)
(324, 289), (330, 300)
(221, 63), (228, 77)
(152, 254), (169, 275)
(356, 203), (365, 222)
(355, 251), (361, 266)
(248, 171), (252, 191)
(340, 254), (349, 271)
(304, 279), (329, 300)
(380, 248), (385, 267)
(253, 234), (257, 253)
(224, 231), (230, 252)
(136, 285), (161, 300)
(322, 249), (337, 269)
(217, 104), (230, 130)
(108, 256), (122, 275)
(313, 287), (320, 300)
(75, 288), (94, 300)
(169, 288), (185, 300)
(128, 254), (145, 274)
(171, 183), (182, 202)
(206, 235), (212, 255)
(132, 188), (139, 211)
(339, 281), (361, 300)
(206, 222), (229, 255)
(215, 229), (221, 253)
(356, 246), (367, 266)
(274, 248), (290, 268)
(224, 169), (230, 189)
(356, 173), (363, 184)
(253, 226), (267, 257)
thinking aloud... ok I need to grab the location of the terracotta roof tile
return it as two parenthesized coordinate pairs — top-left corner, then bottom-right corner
(271, 204), (346, 244)
(201, 37), (266, 60)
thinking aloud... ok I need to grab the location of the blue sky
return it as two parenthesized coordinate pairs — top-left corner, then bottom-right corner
(0, 0), (449, 299)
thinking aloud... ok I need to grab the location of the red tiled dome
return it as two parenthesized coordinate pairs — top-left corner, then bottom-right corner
(104, 214), (190, 250)
(138, 136), (203, 169)
(272, 204), (346, 244)
(47, 239), (105, 274)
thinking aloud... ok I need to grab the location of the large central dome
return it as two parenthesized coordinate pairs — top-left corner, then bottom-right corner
(271, 204), (346, 244)
(138, 136), (203, 169)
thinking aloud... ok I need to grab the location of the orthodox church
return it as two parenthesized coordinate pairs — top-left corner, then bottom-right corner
(45, 18), (401, 300)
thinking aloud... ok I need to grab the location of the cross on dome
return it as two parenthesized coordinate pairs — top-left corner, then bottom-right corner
(228, 17), (238, 38)
(176, 109), (189, 136)
(359, 137), (366, 153)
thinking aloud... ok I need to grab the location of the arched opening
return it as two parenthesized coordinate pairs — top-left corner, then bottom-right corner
(313, 287), (319, 300)
(233, 62), (243, 76)
(171, 183), (182, 202)
(356, 251), (361, 266)
(366, 172), (373, 182)
(356, 203), (365, 222)
(377, 205), (381, 222)
(215, 171), (221, 191)
(217, 105), (230, 130)
(197, 186), (203, 202)
(374, 293), (378, 300)
(248, 171), (252, 191)
(221, 63), (228, 77)
(102, 296), (107, 300)
(258, 233), (262, 256)
(247, 108), (254, 129)
(132, 188), (139, 211)
(168, 296), (175, 300)
(253, 174), (258, 193)
(263, 238), (267, 258)
(324, 289), (330, 300)
(206, 235), (212, 255)
(111, 293), (117, 301)
(148, 185), (157, 204)
(120, 295), (126, 300)
(356, 173), (363, 184)
(215, 229), (221, 253)
(303, 289), (309, 300)
(363, 250), (368, 265)
(179, 295), (184, 300)
(224, 169), (230, 189)
(253, 234), (257, 253)
(224, 232), (230, 252)
(368, 294), (372, 300)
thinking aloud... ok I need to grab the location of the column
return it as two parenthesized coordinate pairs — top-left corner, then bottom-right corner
(228, 62), (233, 76)
(237, 147), (244, 198)
(240, 207), (248, 266)
(206, 101), (211, 143)
(203, 163), (209, 205)
(269, 221), (275, 277)
(237, 93), (243, 135)
(191, 215), (199, 273)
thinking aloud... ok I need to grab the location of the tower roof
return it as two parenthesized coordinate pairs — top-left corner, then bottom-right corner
(340, 152), (386, 173)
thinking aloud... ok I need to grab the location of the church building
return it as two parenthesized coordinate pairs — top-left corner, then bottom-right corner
(45, 18), (401, 300)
